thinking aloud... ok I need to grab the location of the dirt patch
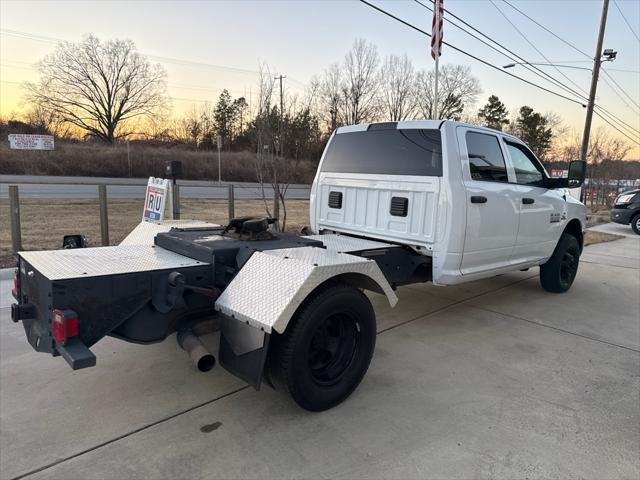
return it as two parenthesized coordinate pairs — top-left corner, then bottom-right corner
(584, 230), (625, 246)
(0, 198), (310, 267)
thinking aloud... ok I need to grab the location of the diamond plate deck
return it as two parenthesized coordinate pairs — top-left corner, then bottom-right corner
(215, 246), (397, 333)
(302, 234), (394, 253)
(120, 220), (219, 246)
(20, 245), (207, 280)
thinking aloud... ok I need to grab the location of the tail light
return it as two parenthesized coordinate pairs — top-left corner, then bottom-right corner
(11, 269), (20, 299)
(52, 309), (79, 346)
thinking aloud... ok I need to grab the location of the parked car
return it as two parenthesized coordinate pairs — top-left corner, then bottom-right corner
(611, 189), (640, 235)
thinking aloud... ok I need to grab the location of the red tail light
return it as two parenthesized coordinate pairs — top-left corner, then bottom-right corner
(12, 269), (20, 299)
(52, 309), (79, 346)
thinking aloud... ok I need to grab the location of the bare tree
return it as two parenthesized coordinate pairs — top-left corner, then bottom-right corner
(25, 34), (168, 143)
(24, 103), (72, 138)
(316, 63), (345, 132)
(380, 54), (417, 121)
(556, 127), (631, 206)
(415, 64), (481, 120)
(341, 38), (381, 124)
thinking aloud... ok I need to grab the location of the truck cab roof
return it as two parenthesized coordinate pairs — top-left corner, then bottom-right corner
(335, 120), (522, 143)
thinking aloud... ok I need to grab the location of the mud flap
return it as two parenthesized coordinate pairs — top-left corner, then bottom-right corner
(218, 315), (270, 390)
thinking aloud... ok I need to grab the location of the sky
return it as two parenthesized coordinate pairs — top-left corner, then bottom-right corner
(1, 0), (639, 157)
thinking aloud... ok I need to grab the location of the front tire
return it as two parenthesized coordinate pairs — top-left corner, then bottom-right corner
(540, 233), (581, 293)
(268, 282), (376, 411)
(631, 214), (640, 235)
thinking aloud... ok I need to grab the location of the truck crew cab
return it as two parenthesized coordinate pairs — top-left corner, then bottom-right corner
(11, 120), (587, 411)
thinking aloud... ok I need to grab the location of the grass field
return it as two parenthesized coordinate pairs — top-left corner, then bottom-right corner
(0, 198), (624, 268)
(0, 198), (310, 267)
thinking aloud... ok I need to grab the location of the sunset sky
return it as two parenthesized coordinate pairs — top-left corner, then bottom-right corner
(1, 0), (638, 157)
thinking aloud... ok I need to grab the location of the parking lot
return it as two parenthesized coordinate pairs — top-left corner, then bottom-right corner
(1, 231), (638, 480)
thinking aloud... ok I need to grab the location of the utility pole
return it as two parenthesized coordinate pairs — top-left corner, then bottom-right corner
(580, 0), (610, 163)
(275, 75), (286, 151)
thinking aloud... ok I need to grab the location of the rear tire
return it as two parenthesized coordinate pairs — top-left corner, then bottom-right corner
(268, 282), (376, 411)
(540, 233), (581, 293)
(631, 214), (640, 235)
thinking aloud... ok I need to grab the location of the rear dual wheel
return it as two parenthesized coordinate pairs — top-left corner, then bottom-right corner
(268, 283), (376, 412)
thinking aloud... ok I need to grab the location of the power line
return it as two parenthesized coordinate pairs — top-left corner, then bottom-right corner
(599, 74), (639, 115)
(602, 69), (640, 110)
(613, 0), (640, 42)
(501, 0), (591, 59)
(594, 104), (640, 138)
(478, 1), (639, 139)
(1, 28), (258, 77)
(489, 0), (590, 98)
(593, 109), (640, 145)
(413, 0), (589, 104)
(360, 0), (585, 105)
(364, 0), (639, 146)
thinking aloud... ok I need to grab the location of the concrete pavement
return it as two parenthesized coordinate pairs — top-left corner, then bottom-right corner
(0, 237), (638, 479)
(589, 221), (638, 238)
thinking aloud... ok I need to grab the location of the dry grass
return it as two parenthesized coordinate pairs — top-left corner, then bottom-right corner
(0, 198), (310, 267)
(0, 141), (318, 183)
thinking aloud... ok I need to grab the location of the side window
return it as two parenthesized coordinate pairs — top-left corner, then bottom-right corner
(505, 141), (545, 186)
(465, 131), (508, 182)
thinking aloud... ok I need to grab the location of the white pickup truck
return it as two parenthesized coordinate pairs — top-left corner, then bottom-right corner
(11, 120), (587, 411)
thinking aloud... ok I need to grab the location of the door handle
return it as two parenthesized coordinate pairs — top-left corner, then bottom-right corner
(522, 198), (535, 204)
(470, 196), (487, 204)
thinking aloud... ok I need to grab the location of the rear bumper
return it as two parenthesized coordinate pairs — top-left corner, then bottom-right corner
(610, 208), (634, 225)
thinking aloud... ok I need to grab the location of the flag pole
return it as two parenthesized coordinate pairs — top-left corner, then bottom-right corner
(434, 50), (439, 119)
(432, 0), (442, 119)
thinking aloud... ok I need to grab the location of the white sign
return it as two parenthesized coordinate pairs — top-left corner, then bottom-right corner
(142, 177), (173, 222)
(550, 169), (568, 178)
(8, 134), (55, 150)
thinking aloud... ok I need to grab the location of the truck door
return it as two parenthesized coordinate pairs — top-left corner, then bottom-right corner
(458, 128), (520, 275)
(502, 140), (567, 263)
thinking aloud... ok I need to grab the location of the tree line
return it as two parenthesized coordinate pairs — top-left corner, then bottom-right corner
(7, 35), (636, 188)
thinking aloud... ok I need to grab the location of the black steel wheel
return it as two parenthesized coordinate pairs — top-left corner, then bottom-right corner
(268, 282), (376, 411)
(540, 233), (581, 293)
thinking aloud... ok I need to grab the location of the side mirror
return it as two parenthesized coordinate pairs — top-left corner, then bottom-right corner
(566, 160), (587, 187)
(548, 160), (586, 189)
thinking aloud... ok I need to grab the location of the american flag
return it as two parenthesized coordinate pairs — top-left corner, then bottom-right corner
(431, 0), (444, 60)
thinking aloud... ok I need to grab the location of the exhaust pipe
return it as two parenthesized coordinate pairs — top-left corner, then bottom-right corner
(177, 329), (216, 372)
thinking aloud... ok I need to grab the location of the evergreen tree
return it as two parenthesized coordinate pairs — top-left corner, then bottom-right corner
(477, 95), (509, 131)
(213, 89), (238, 149)
(514, 106), (553, 159)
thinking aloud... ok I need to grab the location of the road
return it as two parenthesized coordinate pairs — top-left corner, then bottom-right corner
(1, 234), (638, 479)
(0, 175), (311, 199)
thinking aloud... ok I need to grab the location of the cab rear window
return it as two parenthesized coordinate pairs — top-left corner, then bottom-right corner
(321, 128), (443, 176)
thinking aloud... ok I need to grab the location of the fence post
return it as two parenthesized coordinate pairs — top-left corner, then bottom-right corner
(227, 184), (235, 222)
(9, 185), (22, 254)
(98, 185), (110, 246)
(173, 183), (181, 220)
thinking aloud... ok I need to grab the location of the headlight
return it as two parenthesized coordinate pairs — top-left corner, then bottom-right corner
(615, 194), (635, 204)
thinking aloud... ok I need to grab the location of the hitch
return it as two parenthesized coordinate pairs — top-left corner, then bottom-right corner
(152, 272), (220, 313)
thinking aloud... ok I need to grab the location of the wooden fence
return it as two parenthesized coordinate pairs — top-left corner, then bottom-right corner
(6, 182), (284, 254)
